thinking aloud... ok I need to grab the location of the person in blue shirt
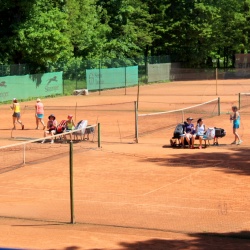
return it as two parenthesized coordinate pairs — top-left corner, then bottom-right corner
(181, 117), (196, 149)
(230, 106), (242, 145)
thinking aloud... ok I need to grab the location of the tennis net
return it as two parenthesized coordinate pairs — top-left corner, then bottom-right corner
(136, 98), (220, 137)
(0, 124), (99, 169)
(238, 92), (250, 110)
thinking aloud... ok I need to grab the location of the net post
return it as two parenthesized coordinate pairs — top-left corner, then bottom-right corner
(135, 101), (138, 143)
(98, 123), (101, 148)
(238, 93), (241, 110)
(23, 143), (26, 165)
(69, 141), (75, 224)
(218, 97), (221, 116)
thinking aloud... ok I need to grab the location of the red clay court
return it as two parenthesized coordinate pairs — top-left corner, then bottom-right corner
(0, 79), (250, 249)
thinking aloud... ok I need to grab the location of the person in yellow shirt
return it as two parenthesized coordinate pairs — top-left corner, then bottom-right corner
(10, 98), (24, 130)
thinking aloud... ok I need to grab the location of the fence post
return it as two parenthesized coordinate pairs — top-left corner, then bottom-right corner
(238, 93), (241, 110)
(135, 101), (138, 143)
(99, 60), (101, 95)
(98, 123), (101, 148)
(216, 68), (218, 95)
(218, 97), (221, 116)
(69, 141), (75, 224)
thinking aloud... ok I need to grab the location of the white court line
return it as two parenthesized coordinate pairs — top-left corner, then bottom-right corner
(142, 165), (218, 196)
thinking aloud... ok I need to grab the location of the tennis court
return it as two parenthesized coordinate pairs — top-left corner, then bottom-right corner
(0, 79), (250, 249)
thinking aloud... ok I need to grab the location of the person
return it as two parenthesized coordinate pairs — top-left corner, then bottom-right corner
(10, 98), (24, 130)
(64, 115), (76, 142)
(195, 118), (206, 149)
(181, 117), (196, 149)
(35, 98), (45, 130)
(230, 106), (242, 145)
(41, 114), (57, 144)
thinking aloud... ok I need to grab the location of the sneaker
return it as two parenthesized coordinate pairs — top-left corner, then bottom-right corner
(199, 145), (202, 149)
(231, 141), (237, 144)
(50, 140), (54, 144)
(41, 140), (45, 144)
(237, 140), (243, 145)
(22, 125), (24, 130)
(190, 146), (195, 149)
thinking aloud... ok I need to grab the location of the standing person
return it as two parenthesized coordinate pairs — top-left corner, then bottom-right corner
(181, 117), (196, 149)
(41, 114), (57, 144)
(10, 98), (24, 130)
(230, 106), (242, 145)
(35, 98), (45, 130)
(196, 118), (206, 149)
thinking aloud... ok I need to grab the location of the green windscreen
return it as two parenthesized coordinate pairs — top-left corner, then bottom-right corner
(86, 66), (138, 91)
(0, 72), (63, 102)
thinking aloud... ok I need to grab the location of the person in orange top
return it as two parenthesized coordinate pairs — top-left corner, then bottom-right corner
(10, 98), (24, 130)
(35, 98), (45, 130)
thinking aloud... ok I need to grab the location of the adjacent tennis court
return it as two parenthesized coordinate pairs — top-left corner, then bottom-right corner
(0, 79), (250, 249)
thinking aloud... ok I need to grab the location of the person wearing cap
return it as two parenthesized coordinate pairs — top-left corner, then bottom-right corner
(10, 98), (24, 130)
(35, 98), (45, 130)
(63, 115), (76, 142)
(41, 114), (57, 144)
(181, 117), (196, 149)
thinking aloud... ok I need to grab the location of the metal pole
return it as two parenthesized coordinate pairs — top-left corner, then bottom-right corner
(125, 66), (127, 95)
(99, 60), (101, 95)
(135, 101), (138, 143)
(23, 144), (26, 165)
(69, 141), (75, 224)
(216, 68), (218, 95)
(238, 93), (241, 110)
(98, 123), (101, 148)
(218, 97), (221, 116)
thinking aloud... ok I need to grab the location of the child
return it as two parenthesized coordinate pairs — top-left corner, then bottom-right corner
(10, 98), (24, 130)
(196, 118), (206, 149)
(64, 115), (76, 142)
(230, 106), (242, 145)
(41, 114), (57, 144)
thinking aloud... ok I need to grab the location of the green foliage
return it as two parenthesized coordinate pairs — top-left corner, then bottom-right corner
(1, 0), (250, 68)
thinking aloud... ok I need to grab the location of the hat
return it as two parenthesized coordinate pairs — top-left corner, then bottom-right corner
(37, 98), (41, 102)
(68, 114), (73, 118)
(13, 98), (16, 101)
(48, 114), (56, 120)
(186, 117), (193, 121)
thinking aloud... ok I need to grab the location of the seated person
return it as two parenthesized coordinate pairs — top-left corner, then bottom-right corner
(41, 114), (57, 144)
(196, 118), (206, 149)
(64, 115), (76, 142)
(181, 117), (196, 149)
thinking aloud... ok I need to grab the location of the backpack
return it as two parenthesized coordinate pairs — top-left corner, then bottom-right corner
(215, 128), (226, 138)
(204, 127), (215, 140)
(173, 123), (184, 138)
(74, 120), (88, 135)
(56, 120), (67, 134)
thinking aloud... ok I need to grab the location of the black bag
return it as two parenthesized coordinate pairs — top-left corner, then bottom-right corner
(215, 128), (226, 138)
(173, 123), (184, 138)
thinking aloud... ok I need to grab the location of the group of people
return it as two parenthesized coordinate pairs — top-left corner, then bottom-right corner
(11, 97), (77, 144)
(41, 113), (76, 144)
(181, 105), (242, 149)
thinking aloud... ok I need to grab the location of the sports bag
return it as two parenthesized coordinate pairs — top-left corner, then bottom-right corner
(204, 127), (215, 140)
(215, 128), (226, 138)
(56, 120), (67, 133)
(74, 120), (88, 135)
(173, 123), (184, 138)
